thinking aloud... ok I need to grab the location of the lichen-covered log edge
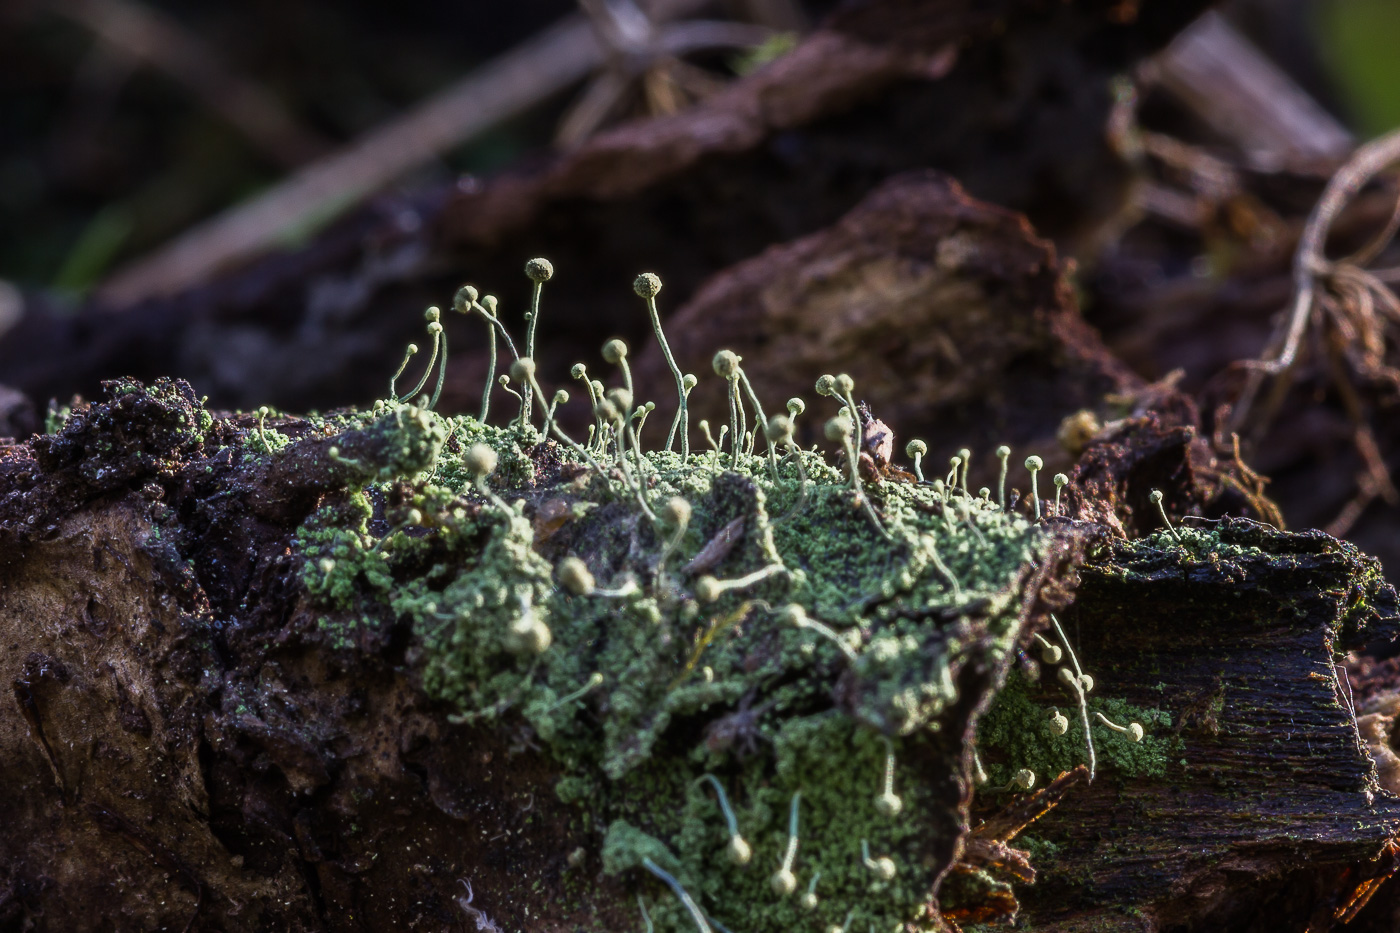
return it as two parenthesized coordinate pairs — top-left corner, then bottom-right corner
(0, 363), (1396, 930)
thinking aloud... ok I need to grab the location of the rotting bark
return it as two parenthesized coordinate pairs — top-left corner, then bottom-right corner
(1, 375), (1398, 931)
(0, 385), (624, 931)
(628, 170), (1145, 484)
(982, 520), (1400, 932)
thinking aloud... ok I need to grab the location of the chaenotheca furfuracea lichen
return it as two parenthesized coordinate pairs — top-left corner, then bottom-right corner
(286, 261), (1095, 932)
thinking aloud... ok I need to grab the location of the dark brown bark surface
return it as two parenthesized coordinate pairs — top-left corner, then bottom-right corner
(1009, 521), (1400, 931)
(2, 380), (1397, 931)
(0, 384), (623, 932)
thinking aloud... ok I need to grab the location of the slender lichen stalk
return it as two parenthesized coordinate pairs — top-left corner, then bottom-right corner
(497, 375), (524, 422)
(1025, 455), (1043, 520)
(919, 532), (961, 596)
(255, 406), (271, 453)
(825, 406), (890, 540)
(768, 415), (811, 523)
(716, 351), (779, 481)
(397, 307), (443, 404)
(605, 399), (658, 526)
(694, 565), (787, 603)
(542, 389), (568, 443)
(1052, 614), (1096, 780)
(770, 792), (802, 896)
(634, 401), (656, 447)
(1095, 711), (1145, 742)
(544, 672), (604, 713)
(996, 444), (1011, 510)
(521, 258), (553, 425)
(471, 294), (520, 360)
(906, 439), (927, 482)
(570, 364), (605, 453)
(698, 774), (752, 866)
(635, 273), (690, 458)
(603, 338), (634, 401)
(656, 497), (691, 579)
(860, 839), (897, 880)
(699, 420), (723, 473)
(427, 327), (449, 411)
(453, 286), (494, 421)
(874, 736), (903, 817)
(461, 291), (521, 421)
(741, 373), (780, 479)
(995, 769), (1036, 793)
(389, 343), (418, 400)
(1031, 632), (1062, 664)
(642, 859), (712, 933)
(1150, 489), (1181, 541)
(781, 604), (859, 663)
(723, 369), (743, 464)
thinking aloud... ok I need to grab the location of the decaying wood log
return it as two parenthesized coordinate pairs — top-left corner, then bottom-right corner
(5, 6), (1398, 923)
(0, 373), (1397, 931)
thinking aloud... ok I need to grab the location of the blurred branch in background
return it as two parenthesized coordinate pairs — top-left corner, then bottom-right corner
(1146, 10), (1352, 174)
(1093, 11), (1350, 272)
(1219, 126), (1400, 538)
(556, 0), (777, 145)
(1086, 8), (1400, 554)
(94, 0), (786, 308)
(1229, 127), (1400, 424)
(46, 0), (329, 169)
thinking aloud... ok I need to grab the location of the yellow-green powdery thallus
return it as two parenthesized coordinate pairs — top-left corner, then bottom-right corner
(289, 260), (1146, 932)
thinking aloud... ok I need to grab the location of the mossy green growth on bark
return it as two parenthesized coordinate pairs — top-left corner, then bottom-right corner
(32, 376), (211, 489)
(976, 669), (1177, 787)
(290, 392), (1054, 932)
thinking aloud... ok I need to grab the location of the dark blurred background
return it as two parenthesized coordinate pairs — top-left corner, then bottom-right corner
(2, 0), (1397, 302)
(1, 0), (582, 295)
(5, 0), (1400, 587)
(0, 0), (827, 298)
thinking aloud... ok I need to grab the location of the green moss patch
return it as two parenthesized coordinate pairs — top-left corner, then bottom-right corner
(292, 396), (1052, 931)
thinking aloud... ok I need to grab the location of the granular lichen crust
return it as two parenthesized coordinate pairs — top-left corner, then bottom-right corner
(292, 400), (1057, 932)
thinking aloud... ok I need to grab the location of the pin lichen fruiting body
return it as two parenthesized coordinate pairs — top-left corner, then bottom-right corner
(699, 774), (752, 866)
(636, 272), (691, 459)
(996, 444), (1011, 510)
(521, 258), (553, 423)
(1150, 488), (1181, 541)
(1025, 455), (1044, 520)
(770, 792), (802, 897)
